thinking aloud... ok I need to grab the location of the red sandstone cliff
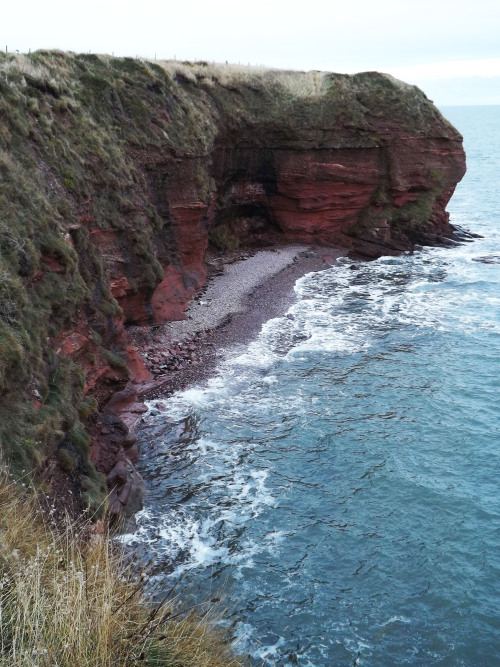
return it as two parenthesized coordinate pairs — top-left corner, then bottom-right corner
(0, 54), (465, 525)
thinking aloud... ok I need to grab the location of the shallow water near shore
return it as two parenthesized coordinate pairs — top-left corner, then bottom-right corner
(128, 106), (500, 665)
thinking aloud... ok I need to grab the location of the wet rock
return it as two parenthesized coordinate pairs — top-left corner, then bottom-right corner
(107, 460), (128, 486)
(119, 467), (145, 533)
(453, 225), (482, 241)
(107, 461), (145, 533)
(117, 480), (132, 505)
(108, 492), (122, 517)
(472, 255), (500, 264)
(125, 445), (139, 463)
(122, 427), (137, 449)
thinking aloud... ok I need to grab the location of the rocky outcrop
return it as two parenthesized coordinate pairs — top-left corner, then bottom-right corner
(0, 53), (465, 523)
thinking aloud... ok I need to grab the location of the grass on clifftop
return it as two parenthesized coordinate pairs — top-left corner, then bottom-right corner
(0, 474), (245, 666)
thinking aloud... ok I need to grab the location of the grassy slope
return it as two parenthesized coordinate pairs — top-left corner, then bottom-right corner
(0, 472), (244, 665)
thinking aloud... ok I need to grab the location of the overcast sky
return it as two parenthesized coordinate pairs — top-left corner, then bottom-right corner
(4, 0), (500, 106)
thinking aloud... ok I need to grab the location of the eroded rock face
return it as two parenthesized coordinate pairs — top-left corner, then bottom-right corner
(117, 74), (465, 329)
(74, 69), (466, 333)
(209, 141), (464, 257)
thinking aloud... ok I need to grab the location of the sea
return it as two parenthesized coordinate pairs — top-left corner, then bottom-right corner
(126, 106), (500, 665)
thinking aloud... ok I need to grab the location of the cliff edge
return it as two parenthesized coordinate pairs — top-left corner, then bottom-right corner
(0, 52), (465, 521)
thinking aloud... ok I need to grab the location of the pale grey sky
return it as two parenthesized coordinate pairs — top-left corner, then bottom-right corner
(4, 0), (500, 105)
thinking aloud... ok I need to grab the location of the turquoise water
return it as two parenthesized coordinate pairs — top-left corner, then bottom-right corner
(130, 106), (500, 665)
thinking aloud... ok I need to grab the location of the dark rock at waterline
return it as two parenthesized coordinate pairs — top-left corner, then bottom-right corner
(107, 461), (128, 487)
(472, 255), (500, 264)
(452, 225), (482, 242)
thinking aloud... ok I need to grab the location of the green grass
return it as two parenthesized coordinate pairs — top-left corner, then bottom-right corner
(209, 224), (241, 252)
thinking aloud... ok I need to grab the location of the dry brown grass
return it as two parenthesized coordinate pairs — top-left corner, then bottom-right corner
(153, 59), (328, 97)
(0, 49), (328, 99)
(0, 473), (245, 666)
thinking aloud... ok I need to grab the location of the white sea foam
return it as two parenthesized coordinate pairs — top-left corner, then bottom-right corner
(380, 615), (412, 626)
(252, 636), (286, 662)
(131, 413), (281, 576)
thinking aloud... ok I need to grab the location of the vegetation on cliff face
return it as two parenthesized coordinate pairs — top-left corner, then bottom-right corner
(0, 50), (464, 511)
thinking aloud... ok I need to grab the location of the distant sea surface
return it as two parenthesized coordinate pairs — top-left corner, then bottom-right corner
(128, 106), (500, 665)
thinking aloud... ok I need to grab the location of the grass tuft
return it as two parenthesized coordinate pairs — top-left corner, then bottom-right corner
(0, 473), (246, 666)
